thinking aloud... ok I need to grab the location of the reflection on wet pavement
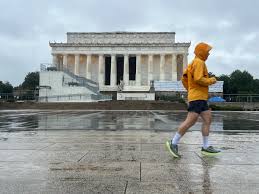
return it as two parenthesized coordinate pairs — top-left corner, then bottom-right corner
(1, 110), (259, 131)
(1, 110), (259, 193)
(0, 129), (259, 193)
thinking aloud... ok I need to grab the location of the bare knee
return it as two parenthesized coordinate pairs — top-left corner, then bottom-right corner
(182, 118), (197, 129)
(178, 112), (199, 135)
(203, 117), (212, 126)
(200, 110), (212, 127)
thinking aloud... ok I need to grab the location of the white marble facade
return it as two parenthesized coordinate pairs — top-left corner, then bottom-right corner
(50, 32), (190, 92)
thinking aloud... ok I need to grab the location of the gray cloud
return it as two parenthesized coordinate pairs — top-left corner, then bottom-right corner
(0, 0), (259, 86)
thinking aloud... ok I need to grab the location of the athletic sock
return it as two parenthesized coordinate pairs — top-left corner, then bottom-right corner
(202, 136), (209, 149)
(171, 132), (182, 145)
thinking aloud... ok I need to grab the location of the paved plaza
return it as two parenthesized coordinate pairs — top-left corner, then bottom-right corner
(1, 110), (259, 193)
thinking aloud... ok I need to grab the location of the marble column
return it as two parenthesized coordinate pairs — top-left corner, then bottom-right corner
(171, 54), (177, 81)
(183, 53), (188, 69)
(136, 54), (141, 86)
(98, 54), (105, 86)
(148, 54), (153, 85)
(74, 54), (80, 75)
(160, 54), (165, 81)
(123, 54), (129, 85)
(63, 54), (68, 70)
(59, 55), (63, 71)
(86, 54), (92, 79)
(111, 54), (117, 86)
(52, 54), (58, 69)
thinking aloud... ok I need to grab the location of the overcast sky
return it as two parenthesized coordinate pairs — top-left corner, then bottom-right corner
(0, 0), (258, 86)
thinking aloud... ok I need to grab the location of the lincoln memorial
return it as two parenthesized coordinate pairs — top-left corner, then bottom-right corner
(39, 32), (191, 101)
(50, 32), (190, 90)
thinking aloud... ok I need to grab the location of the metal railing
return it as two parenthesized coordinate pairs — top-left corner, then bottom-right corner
(40, 63), (54, 71)
(40, 63), (99, 94)
(0, 93), (14, 101)
(223, 94), (259, 102)
(1, 91), (38, 101)
(38, 93), (112, 102)
(62, 67), (99, 93)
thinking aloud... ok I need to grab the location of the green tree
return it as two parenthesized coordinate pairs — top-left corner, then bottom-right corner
(21, 72), (39, 90)
(217, 74), (231, 94)
(253, 79), (259, 93)
(0, 81), (13, 93)
(14, 72), (40, 100)
(229, 70), (254, 94)
(0, 81), (13, 100)
(217, 70), (259, 95)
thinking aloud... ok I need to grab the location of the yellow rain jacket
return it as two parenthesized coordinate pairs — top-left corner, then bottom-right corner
(182, 42), (217, 102)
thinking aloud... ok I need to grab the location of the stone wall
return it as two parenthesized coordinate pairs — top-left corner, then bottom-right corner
(39, 71), (95, 102)
(67, 32), (176, 45)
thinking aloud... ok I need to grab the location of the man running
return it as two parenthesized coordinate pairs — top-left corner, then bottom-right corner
(166, 42), (221, 158)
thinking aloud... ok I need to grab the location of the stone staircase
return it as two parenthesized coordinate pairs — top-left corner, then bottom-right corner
(40, 63), (112, 102)
(62, 68), (112, 101)
(62, 67), (99, 94)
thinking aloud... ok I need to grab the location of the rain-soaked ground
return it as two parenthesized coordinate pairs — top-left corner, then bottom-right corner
(1, 110), (259, 132)
(1, 110), (259, 193)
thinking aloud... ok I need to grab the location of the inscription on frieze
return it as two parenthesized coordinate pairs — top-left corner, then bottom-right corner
(67, 32), (176, 45)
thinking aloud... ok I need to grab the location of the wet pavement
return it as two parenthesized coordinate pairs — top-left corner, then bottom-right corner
(0, 110), (259, 193)
(1, 110), (259, 131)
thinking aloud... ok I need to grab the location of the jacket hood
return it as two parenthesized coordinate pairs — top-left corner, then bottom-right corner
(194, 42), (212, 61)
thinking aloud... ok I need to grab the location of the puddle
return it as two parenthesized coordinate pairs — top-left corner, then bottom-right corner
(0, 110), (259, 132)
(0, 137), (8, 141)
